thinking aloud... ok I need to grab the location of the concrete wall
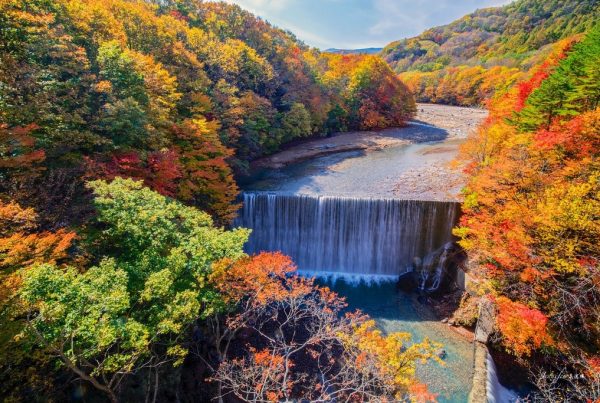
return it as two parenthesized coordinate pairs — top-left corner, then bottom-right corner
(468, 342), (489, 403)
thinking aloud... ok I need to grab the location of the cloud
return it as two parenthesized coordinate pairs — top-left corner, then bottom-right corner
(222, 0), (292, 13)
(276, 21), (336, 48)
(221, 0), (336, 48)
(369, 0), (430, 36)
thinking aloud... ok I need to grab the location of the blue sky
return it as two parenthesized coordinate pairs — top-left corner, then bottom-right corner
(222, 0), (513, 49)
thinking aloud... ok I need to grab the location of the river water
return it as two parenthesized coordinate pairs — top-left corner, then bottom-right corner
(236, 109), (482, 402)
(243, 126), (464, 201)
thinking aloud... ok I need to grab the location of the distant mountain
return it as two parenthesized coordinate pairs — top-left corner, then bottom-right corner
(381, 0), (599, 105)
(382, 0), (598, 73)
(326, 48), (383, 55)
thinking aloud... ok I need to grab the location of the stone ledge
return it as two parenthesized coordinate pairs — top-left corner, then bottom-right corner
(469, 342), (489, 403)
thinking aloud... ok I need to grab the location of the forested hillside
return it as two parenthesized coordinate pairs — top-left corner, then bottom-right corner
(456, 25), (600, 400)
(0, 0), (414, 227)
(0, 1), (431, 401)
(382, 0), (599, 105)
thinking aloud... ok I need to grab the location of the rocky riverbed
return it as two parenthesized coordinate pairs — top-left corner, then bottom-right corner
(245, 104), (488, 201)
(254, 104), (486, 170)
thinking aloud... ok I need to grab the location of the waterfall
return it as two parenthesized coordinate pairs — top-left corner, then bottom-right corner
(486, 351), (519, 403)
(235, 193), (460, 283)
(419, 242), (453, 292)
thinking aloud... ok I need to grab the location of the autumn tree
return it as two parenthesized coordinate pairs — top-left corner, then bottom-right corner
(383, 0), (598, 105)
(0, 200), (75, 400)
(0, 124), (45, 194)
(348, 56), (416, 130)
(210, 252), (440, 402)
(515, 26), (600, 131)
(456, 25), (600, 401)
(1, 0), (416, 227)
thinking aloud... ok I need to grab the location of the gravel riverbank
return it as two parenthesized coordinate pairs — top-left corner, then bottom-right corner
(246, 104), (488, 201)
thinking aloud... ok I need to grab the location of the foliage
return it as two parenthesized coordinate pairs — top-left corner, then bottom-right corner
(532, 357), (600, 402)
(210, 252), (439, 402)
(0, 199), (75, 323)
(0, 0), (414, 225)
(0, 201), (74, 274)
(0, 199), (75, 400)
(399, 65), (522, 107)
(451, 293), (480, 328)
(0, 1), (422, 400)
(18, 178), (249, 401)
(495, 297), (553, 357)
(0, 184), (451, 402)
(515, 26), (600, 131)
(456, 25), (600, 399)
(383, 0), (599, 105)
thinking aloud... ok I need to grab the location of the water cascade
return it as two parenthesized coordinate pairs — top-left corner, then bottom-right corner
(235, 193), (460, 284)
(418, 242), (454, 292)
(486, 352), (519, 403)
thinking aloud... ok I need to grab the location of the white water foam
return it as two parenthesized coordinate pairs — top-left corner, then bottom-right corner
(297, 270), (402, 286)
(487, 351), (520, 403)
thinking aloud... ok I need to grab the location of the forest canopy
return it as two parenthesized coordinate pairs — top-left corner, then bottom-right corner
(382, 0), (599, 106)
(1, 179), (439, 402)
(0, 0), (429, 401)
(456, 24), (600, 399)
(0, 0), (415, 226)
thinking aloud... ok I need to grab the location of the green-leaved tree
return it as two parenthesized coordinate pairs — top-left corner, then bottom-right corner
(20, 178), (249, 402)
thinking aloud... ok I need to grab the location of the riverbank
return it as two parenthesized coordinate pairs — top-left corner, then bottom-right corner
(253, 104), (487, 170)
(248, 104), (487, 201)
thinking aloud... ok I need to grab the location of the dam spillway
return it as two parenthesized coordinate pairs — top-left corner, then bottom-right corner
(235, 192), (460, 281)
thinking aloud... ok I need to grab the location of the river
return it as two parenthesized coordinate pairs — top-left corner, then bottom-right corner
(235, 104), (488, 402)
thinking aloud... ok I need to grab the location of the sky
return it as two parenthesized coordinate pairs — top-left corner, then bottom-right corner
(222, 0), (514, 50)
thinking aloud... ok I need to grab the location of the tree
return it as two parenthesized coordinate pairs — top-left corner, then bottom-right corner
(279, 102), (313, 143)
(0, 124), (45, 192)
(515, 26), (600, 131)
(495, 297), (553, 357)
(88, 149), (182, 197)
(456, 25), (600, 400)
(0, 200), (75, 315)
(1, 0), (417, 227)
(21, 260), (136, 403)
(347, 56), (415, 130)
(210, 252), (440, 402)
(172, 118), (240, 224)
(19, 178), (249, 401)
(0, 200), (75, 401)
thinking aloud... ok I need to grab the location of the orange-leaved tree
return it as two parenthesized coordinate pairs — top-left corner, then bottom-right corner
(209, 252), (440, 402)
(0, 200), (75, 308)
(455, 25), (600, 400)
(0, 199), (76, 399)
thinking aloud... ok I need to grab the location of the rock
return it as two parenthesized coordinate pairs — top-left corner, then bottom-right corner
(436, 349), (448, 360)
(397, 271), (417, 291)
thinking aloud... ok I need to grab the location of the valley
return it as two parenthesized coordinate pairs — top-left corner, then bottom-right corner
(236, 104), (487, 402)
